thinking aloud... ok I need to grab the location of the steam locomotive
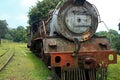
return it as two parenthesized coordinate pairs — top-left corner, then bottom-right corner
(27, 0), (117, 80)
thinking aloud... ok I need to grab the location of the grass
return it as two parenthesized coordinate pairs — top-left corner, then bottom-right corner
(107, 55), (120, 80)
(0, 40), (9, 55)
(0, 49), (6, 55)
(0, 41), (51, 80)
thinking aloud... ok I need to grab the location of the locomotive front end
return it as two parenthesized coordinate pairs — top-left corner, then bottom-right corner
(43, 0), (117, 80)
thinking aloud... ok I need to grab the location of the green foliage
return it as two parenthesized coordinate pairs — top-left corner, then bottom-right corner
(108, 55), (120, 80)
(13, 26), (27, 42)
(97, 29), (120, 54)
(4, 33), (13, 40)
(4, 26), (27, 42)
(0, 20), (8, 38)
(0, 20), (8, 44)
(28, 0), (59, 25)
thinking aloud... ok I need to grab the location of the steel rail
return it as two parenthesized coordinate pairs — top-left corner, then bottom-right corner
(0, 48), (9, 57)
(0, 49), (15, 72)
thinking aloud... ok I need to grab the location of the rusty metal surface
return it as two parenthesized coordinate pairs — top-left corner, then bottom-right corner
(43, 38), (75, 53)
(43, 37), (110, 53)
(43, 37), (117, 71)
(50, 50), (117, 68)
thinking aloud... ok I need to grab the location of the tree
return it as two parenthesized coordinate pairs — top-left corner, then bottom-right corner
(10, 26), (27, 42)
(113, 35), (120, 54)
(4, 33), (13, 40)
(16, 26), (27, 42)
(28, 0), (59, 25)
(97, 29), (120, 54)
(4, 26), (27, 42)
(0, 20), (8, 44)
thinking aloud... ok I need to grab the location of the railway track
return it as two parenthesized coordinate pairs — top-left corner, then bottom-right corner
(0, 48), (15, 72)
(0, 48), (9, 57)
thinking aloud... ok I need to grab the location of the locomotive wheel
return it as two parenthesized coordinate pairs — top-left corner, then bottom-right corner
(51, 68), (61, 80)
(40, 48), (51, 67)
